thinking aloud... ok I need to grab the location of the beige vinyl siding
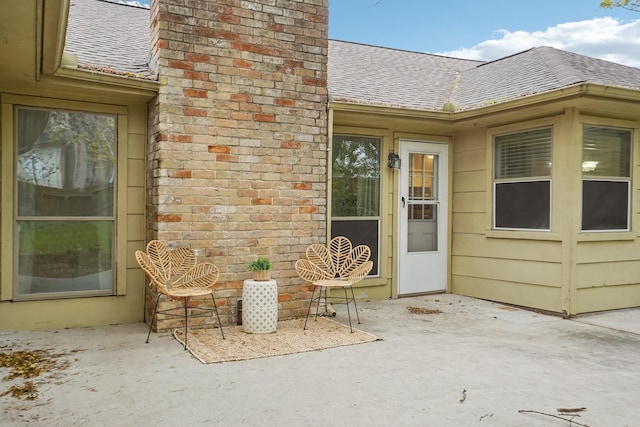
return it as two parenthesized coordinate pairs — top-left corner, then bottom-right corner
(451, 126), (564, 312)
(452, 239), (564, 312)
(576, 259), (640, 289)
(573, 239), (640, 312)
(454, 257), (562, 287)
(575, 285), (640, 313)
(124, 105), (147, 302)
(575, 239), (640, 264)
(454, 171), (486, 193)
(452, 136), (486, 235)
(452, 192), (485, 213)
(453, 234), (562, 262)
(452, 276), (563, 312)
(452, 212), (485, 235)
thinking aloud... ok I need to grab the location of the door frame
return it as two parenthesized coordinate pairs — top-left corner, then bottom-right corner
(396, 139), (449, 296)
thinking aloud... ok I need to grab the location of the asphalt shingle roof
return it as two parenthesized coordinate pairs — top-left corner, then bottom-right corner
(330, 40), (640, 112)
(64, 0), (640, 108)
(65, 0), (153, 78)
(328, 40), (482, 110)
(451, 46), (640, 110)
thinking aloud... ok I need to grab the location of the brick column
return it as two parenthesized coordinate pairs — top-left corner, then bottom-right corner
(146, 0), (328, 331)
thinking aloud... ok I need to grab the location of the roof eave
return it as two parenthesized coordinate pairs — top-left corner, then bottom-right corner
(452, 83), (640, 122)
(328, 100), (449, 121)
(40, 0), (157, 95)
(51, 66), (159, 97)
(582, 83), (640, 102)
(331, 83), (640, 124)
(41, 0), (70, 76)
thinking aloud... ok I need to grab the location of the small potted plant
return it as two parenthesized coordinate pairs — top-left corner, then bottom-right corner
(248, 256), (272, 281)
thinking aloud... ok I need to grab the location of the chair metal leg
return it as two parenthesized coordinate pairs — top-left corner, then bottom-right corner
(183, 298), (188, 350)
(304, 286), (317, 330)
(178, 295), (226, 349)
(350, 286), (361, 324)
(146, 294), (162, 343)
(343, 287), (353, 333)
(210, 294), (225, 339)
(315, 286), (324, 320)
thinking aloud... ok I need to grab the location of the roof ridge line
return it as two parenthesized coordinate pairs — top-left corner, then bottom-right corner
(328, 39), (485, 64)
(534, 47), (586, 87)
(96, 0), (150, 10)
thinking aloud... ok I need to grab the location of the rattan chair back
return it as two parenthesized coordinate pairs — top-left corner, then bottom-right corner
(296, 236), (372, 284)
(295, 236), (373, 332)
(135, 240), (219, 296)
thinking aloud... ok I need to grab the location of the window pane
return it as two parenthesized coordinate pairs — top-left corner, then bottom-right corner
(494, 127), (552, 230)
(331, 220), (379, 276)
(495, 181), (550, 229)
(331, 135), (381, 276)
(495, 128), (551, 179)
(17, 109), (116, 217)
(581, 126), (631, 231)
(408, 205), (437, 252)
(409, 154), (436, 200)
(15, 107), (117, 299)
(17, 221), (114, 296)
(582, 126), (631, 178)
(582, 181), (629, 230)
(409, 204), (434, 220)
(332, 135), (381, 217)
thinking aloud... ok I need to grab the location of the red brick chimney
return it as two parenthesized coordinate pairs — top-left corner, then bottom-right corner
(146, 0), (329, 330)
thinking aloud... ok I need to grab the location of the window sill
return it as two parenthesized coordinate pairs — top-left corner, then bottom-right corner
(486, 229), (562, 241)
(486, 229), (637, 242)
(356, 277), (386, 287)
(577, 231), (635, 242)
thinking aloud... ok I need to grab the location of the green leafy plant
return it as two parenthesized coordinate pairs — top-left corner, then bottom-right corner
(600, 0), (640, 12)
(247, 257), (272, 271)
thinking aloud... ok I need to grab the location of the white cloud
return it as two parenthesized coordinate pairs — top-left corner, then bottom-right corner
(111, 0), (149, 8)
(437, 17), (640, 68)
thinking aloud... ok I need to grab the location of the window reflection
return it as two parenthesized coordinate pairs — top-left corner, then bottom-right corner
(15, 107), (116, 298)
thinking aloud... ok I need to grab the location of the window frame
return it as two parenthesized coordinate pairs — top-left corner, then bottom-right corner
(492, 126), (553, 231)
(581, 124), (633, 232)
(1, 95), (127, 302)
(329, 133), (382, 277)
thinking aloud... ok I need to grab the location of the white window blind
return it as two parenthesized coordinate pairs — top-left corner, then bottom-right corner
(495, 128), (552, 180)
(583, 126), (631, 178)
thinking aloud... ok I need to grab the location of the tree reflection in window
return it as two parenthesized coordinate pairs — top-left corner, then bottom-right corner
(15, 107), (117, 298)
(331, 135), (380, 217)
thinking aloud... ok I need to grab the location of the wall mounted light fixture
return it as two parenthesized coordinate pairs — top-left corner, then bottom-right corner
(388, 152), (401, 169)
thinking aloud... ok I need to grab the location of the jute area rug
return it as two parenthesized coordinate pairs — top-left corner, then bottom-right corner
(173, 317), (381, 364)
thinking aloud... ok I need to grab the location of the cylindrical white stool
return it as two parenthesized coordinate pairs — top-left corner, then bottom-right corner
(242, 279), (278, 333)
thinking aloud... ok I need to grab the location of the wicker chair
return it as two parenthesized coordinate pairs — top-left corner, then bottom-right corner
(295, 236), (373, 332)
(136, 240), (224, 349)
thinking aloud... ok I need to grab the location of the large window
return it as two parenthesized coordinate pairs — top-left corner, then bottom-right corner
(494, 127), (552, 230)
(15, 107), (117, 299)
(582, 125), (632, 231)
(331, 135), (380, 275)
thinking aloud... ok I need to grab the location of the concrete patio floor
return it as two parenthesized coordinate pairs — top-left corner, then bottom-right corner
(1, 293), (640, 426)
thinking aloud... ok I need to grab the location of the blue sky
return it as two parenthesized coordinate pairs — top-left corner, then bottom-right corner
(329, 0), (640, 66)
(130, 0), (640, 67)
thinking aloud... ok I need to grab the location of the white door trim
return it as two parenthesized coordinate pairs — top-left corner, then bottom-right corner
(397, 140), (448, 295)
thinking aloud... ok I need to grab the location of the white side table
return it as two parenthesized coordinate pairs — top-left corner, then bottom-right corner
(242, 279), (278, 333)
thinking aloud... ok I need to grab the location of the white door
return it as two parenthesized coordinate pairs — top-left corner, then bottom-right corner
(398, 141), (448, 295)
